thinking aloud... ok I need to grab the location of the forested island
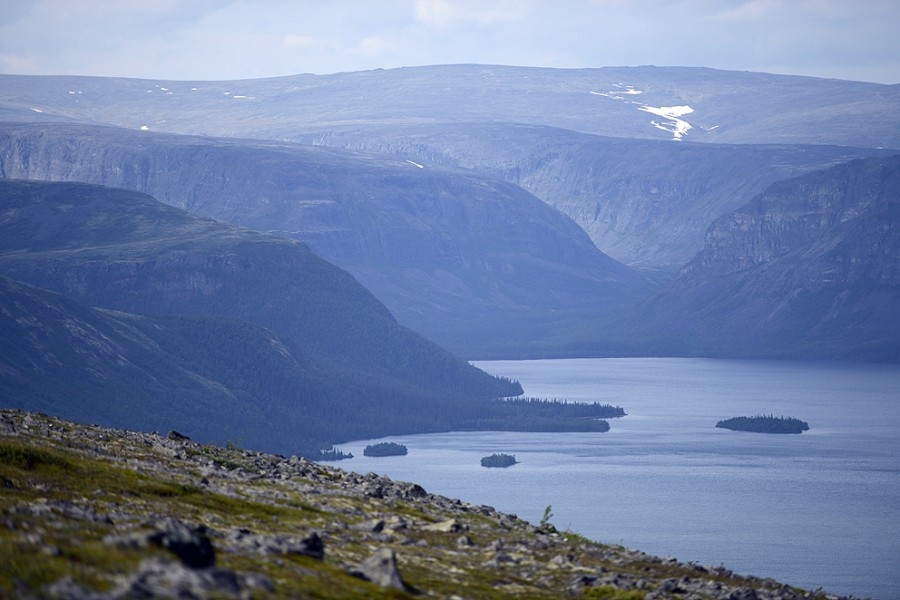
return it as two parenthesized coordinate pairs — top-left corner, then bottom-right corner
(715, 415), (810, 434)
(363, 442), (409, 457)
(480, 453), (517, 468)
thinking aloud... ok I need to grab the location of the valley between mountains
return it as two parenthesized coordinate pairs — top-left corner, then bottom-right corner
(0, 64), (898, 597)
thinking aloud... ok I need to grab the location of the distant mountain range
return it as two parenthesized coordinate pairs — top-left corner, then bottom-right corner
(2, 65), (897, 146)
(1, 64), (898, 368)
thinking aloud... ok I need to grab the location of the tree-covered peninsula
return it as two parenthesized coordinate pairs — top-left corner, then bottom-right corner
(715, 415), (810, 434)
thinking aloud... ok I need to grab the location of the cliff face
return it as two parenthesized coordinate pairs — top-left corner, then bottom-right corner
(0, 122), (651, 357)
(685, 157), (900, 281)
(622, 156), (900, 361)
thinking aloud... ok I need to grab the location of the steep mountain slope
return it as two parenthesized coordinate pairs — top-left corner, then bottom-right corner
(1, 65), (897, 147)
(0, 180), (525, 453)
(616, 155), (900, 361)
(0, 122), (652, 356)
(293, 122), (894, 270)
(0, 275), (329, 451)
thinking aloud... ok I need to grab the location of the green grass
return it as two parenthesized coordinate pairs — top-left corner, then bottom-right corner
(584, 586), (646, 600)
(0, 411), (841, 600)
(0, 438), (73, 472)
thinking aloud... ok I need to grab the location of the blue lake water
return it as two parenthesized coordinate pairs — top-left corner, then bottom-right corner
(338, 358), (900, 599)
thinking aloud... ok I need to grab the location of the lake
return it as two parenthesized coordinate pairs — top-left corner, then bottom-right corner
(337, 358), (900, 600)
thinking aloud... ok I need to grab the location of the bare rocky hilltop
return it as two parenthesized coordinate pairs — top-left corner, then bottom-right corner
(0, 409), (847, 599)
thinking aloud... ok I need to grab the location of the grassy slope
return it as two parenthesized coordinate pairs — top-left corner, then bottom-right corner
(0, 409), (843, 600)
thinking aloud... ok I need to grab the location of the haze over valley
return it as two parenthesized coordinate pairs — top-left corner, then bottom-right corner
(2, 65), (898, 362)
(2, 3), (900, 597)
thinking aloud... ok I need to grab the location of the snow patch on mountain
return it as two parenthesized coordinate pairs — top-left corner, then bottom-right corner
(590, 83), (642, 101)
(639, 105), (694, 140)
(590, 85), (694, 140)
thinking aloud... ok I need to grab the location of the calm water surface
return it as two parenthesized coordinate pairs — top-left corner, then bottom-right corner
(339, 358), (900, 599)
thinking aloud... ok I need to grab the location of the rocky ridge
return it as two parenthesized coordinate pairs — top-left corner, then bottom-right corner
(1, 409), (847, 599)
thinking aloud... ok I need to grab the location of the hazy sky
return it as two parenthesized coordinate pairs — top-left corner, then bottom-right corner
(2, 0), (898, 84)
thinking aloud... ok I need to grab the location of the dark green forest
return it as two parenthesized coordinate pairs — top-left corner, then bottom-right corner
(480, 453), (517, 468)
(363, 442), (409, 457)
(0, 181), (627, 459)
(715, 415), (810, 434)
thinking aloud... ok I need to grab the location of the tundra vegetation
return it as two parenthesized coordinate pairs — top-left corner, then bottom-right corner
(0, 409), (843, 599)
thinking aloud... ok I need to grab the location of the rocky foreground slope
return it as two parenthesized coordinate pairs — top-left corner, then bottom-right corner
(0, 409), (846, 599)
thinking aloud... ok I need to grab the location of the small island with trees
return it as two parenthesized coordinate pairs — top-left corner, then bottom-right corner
(316, 447), (353, 461)
(480, 453), (517, 468)
(715, 415), (810, 434)
(363, 442), (409, 457)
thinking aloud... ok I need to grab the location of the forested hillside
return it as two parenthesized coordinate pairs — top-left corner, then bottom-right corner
(0, 180), (573, 455)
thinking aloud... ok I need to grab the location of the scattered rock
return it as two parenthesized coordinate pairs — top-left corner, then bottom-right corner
(224, 529), (325, 560)
(352, 548), (410, 591)
(166, 430), (191, 442)
(0, 409), (853, 600)
(147, 518), (216, 569)
(117, 558), (274, 598)
(0, 414), (17, 435)
(352, 518), (385, 533)
(723, 588), (760, 600)
(425, 518), (466, 533)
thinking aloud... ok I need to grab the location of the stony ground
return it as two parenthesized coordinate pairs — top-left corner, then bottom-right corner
(0, 409), (848, 599)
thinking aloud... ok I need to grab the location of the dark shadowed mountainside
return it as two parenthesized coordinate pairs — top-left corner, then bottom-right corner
(0, 275), (333, 450)
(0, 122), (652, 357)
(611, 155), (900, 361)
(0, 180), (530, 454)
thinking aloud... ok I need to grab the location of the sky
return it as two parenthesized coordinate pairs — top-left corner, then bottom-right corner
(1, 0), (898, 84)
